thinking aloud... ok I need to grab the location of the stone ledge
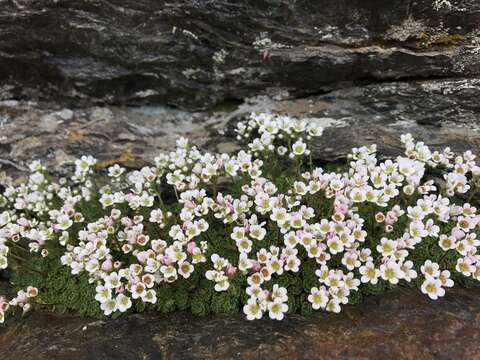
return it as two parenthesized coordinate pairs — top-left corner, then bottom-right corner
(0, 286), (479, 359)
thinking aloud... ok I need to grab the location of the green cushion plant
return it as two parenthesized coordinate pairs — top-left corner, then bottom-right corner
(0, 112), (479, 323)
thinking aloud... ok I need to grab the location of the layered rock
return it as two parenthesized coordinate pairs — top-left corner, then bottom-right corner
(1, 77), (480, 180)
(0, 286), (479, 359)
(0, 0), (479, 110)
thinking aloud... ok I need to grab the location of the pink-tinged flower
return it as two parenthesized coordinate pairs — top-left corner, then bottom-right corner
(163, 256), (173, 266)
(121, 217), (133, 227)
(226, 265), (238, 278)
(136, 251), (149, 263)
(334, 203), (348, 215)
(244, 221), (251, 234)
(186, 241), (197, 255)
(17, 217), (30, 227)
(225, 202), (235, 214)
(252, 260), (261, 272)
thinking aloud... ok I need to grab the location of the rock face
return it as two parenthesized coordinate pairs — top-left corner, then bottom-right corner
(1, 77), (480, 180)
(0, 0), (479, 110)
(1, 286), (480, 359)
(1, 0), (480, 179)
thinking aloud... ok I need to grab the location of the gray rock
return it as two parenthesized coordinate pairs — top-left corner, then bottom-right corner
(0, 77), (479, 180)
(0, 286), (479, 359)
(0, 0), (479, 110)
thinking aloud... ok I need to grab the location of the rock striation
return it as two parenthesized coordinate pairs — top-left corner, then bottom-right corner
(0, 286), (480, 360)
(0, 0), (479, 110)
(1, 78), (480, 179)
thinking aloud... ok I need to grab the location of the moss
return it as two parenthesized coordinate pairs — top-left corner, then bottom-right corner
(417, 32), (465, 48)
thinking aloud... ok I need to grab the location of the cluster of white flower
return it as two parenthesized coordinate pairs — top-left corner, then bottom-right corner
(236, 113), (323, 159)
(0, 286), (38, 324)
(0, 211), (10, 270)
(0, 112), (479, 321)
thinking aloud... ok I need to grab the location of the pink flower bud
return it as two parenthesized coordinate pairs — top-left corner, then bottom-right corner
(101, 259), (113, 272)
(226, 202), (235, 213)
(187, 241), (196, 255)
(452, 228), (465, 240)
(226, 265), (237, 278)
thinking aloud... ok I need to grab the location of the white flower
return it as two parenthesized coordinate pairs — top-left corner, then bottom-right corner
(250, 224), (266, 240)
(421, 277), (445, 300)
(108, 164), (125, 178)
(439, 270), (454, 288)
(116, 294), (132, 312)
(178, 261), (194, 278)
(327, 237), (343, 255)
(292, 140), (307, 156)
(243, 298), (263, 320)
(456, 257), (475, 276)
(101, 298), (118, 315)
(75, 155), (96, 173)
(214, 277), (230, 292)
(270, 207), (288, 224)
(400, 260), (417, 282)
(95, 285), (112, 303)
(104, 272), (122, 289)
(142, 289), (158, 304)
(149, 209), (164, 223)
(267, 257), (284, 275)
(236, 238), (253, 253)
(56, 214), (73, 230)
(376, 238), (396, 257)
(0, 256), (7, 270)
(421, 260), (440, 278)
(85, 259), (99, 273)
(380, 261), (403, 284)
(308, 286), (328, 310)
(131, 282), (146, 299)
(268, 301), (288, 320)
(326, 299), (341, 313)
(341, 252), (360, 271)
(284, 255), (300, 272)
(100, 194), (115, 208)
(438, 235), (457, 251)
(160, 265), (178, 282)
(270, 284), (288, 303)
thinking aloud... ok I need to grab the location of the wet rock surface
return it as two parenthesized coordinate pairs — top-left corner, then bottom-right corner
(0, 286), (479, 360)
(1, 0), (480, 109)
